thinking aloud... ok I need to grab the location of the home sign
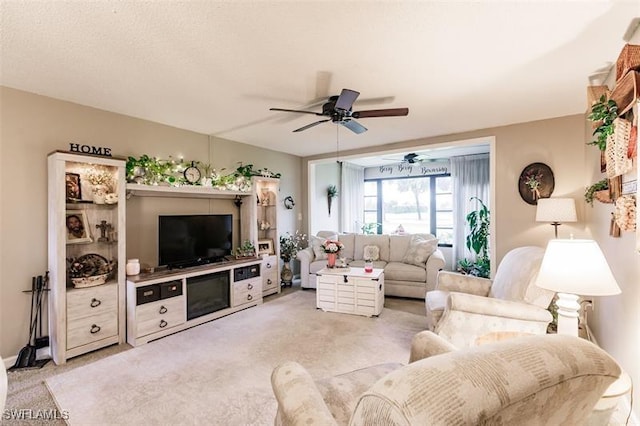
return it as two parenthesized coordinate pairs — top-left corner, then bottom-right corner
(69, 142), (113, 157)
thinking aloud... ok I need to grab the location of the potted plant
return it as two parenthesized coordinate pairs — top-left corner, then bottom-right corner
(457, 197), (490, 278)
(585, 179), (611, 206)
(235, 240), (256, 258)
(279, 231), (306, 286)
(588, 95), (618, 151)
(327, 185), (338, 215)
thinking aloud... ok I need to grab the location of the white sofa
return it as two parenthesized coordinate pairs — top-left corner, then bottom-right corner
(297, 231), (445, 299)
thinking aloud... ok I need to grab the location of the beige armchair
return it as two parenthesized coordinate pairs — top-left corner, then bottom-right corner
(425, 246), (555, 348)
(271, 331), (620, 425)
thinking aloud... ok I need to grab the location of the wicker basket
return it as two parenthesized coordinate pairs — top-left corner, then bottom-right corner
(610, 70), (640, 116)
(605, 117), (633, 178)
(72, 273), (109, 288)
(594, 190), (613, 204)
(616, 44), (640, 81)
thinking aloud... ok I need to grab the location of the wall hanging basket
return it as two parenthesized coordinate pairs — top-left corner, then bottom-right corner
(605, 117), (633, 178)
(614, 195), (636, 231)
(615, 44), (640, 81)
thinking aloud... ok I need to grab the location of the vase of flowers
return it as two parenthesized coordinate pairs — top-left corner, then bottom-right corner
(87, 168), (113, 204)
(322, 239), (344, 268)
(279, 231), (306, 285)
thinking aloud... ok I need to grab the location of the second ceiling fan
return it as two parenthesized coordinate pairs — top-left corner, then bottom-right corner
(270, 88), (409, 134)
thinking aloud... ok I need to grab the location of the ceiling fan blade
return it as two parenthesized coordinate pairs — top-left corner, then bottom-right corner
(352, 108), (409, 118)
(335, 89), (360, 111)
(339, 119), (367, 134)
(270, 107), (323, 116)
(293, 119), (330, 132)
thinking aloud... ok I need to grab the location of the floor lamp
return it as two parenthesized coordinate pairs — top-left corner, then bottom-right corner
(535, 239), (620, 337)
(535, 198), (577, 238)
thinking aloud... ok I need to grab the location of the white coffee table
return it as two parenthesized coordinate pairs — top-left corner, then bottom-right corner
(315, 267), (384, 317)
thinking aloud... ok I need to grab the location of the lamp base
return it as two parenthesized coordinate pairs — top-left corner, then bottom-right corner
(555, 292), (580, 337)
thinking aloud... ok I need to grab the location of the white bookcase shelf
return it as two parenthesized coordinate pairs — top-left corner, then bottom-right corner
(125, 183), (250, 199)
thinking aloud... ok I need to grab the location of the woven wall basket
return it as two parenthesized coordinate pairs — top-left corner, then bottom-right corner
(605, 117), (632, 178)
(616, 44), (640, 81)
(614, 195), (636, 231)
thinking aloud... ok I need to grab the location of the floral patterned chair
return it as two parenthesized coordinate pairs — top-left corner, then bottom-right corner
(425, 246), (555, 348)
(271, 331), (620, 425)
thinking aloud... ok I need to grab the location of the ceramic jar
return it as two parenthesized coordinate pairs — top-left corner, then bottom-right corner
(126, 259), (140, 276)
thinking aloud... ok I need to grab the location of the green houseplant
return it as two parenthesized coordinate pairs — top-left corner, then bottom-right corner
(588, 95), (618, 151)
(585, 179), (610, 206)
(457, 197), (490, 278)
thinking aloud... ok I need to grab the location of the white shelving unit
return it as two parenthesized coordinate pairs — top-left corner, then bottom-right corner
(47, 151), (126, 364)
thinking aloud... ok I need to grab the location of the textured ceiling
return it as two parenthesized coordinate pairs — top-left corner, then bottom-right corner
(1, 1), (638, 157)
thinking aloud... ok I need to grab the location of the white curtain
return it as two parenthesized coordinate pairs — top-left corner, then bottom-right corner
(451, 153), (490, 268)
(340, 162), (364, 233)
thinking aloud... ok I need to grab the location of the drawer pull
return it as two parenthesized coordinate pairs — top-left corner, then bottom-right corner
(159, 305), (168, 314)
(247, 283), (253, 290)
(267, 279), (272, 285)
(343, 275), (349, 283)
(247, 294), (253, 301)
(90, 298), (101, 308)
(159, 319), (168, 328)
(90, 324), (101, 334)
(266, 263), (272, 269)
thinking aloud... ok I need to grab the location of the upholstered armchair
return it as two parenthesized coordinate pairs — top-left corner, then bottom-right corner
(271, 331), (620, 426)
(425, 246), (555, 348)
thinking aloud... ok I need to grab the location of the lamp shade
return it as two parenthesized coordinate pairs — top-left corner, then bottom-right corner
(535, 198), (577, 223)
(535, 239), (621, 296)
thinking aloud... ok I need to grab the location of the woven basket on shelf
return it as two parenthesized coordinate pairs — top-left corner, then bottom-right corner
(616, 44), (640, 81)
(594, 190), (613, 204)
(605, 117), (632, 178)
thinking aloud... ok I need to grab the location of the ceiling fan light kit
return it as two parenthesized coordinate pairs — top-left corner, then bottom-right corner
(270, 88), (409, 134)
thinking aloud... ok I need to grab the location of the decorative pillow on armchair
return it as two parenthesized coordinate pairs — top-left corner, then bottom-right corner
(310, 235), (329, 260)
(402, 236), (438, 267)
(363, 245), (380, 261)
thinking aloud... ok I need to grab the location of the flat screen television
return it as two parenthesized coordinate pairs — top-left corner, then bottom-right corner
(158, 214), (233, 268)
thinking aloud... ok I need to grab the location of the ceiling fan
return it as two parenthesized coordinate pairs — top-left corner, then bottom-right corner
(269, 88), (409, 134)
(382, 153), (429, 164)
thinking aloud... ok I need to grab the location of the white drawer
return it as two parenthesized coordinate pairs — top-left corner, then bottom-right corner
(67, 311), (118, 349)
(233, 279), (261, 306)
(136, 297), (185, 338)
(262, 270), (279, 291)
(67, 283), (118, 321)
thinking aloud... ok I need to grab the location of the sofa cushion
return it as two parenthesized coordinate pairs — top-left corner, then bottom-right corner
(338, 233), (356, 261)
(402, 235), (438, 267)
(354, 235), (390, 261)
(384, 261), (427, 282)
(363, 245), (380, 261)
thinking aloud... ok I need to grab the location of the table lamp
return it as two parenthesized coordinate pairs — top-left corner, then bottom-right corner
(535, 198), (577, 238)
(535, 239), (620, 337)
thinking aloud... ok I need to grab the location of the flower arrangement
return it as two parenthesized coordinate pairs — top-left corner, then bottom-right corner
(522, 170), (543, 200)
(279, 231), (307, 262)
(86, 168), (113, 192)
(322, 239), (344, 254)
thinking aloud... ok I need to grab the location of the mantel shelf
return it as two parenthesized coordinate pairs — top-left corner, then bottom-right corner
(126, 183), (250, 199)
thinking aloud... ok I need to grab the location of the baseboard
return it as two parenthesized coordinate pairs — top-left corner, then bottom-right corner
(3, 355), (17, 370)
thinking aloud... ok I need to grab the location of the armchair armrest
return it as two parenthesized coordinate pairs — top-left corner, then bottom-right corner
(296, 247), (314, 263)
(446, 292), (552, 323)
(436, 271), (492, 296)
(409, 331), (457, 363)
(296, 248), (315, 288)
(271, 361), (337, 426)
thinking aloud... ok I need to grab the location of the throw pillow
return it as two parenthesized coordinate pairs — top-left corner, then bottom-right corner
(310, 235), (328, 260)
(402, 236), (438, 267)
(363, 245), (380, 261)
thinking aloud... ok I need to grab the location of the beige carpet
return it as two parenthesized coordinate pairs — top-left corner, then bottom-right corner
(45, 290), (426, 425)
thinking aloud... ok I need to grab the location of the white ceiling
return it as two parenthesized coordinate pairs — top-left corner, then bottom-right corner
(1, 1), (638, 158)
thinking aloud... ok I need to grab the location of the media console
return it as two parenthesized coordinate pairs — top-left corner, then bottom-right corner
(126, 258), (262, 347)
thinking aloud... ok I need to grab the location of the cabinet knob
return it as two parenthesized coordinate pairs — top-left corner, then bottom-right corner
(90, 298), (101, 308)
(343, 275), (349, 283)
(266, 263), (272, 269)
(159, 319), (168, 328)
(267, 279), (272, 285)
(247, 294), (253, 301)
(247, 283), (253, 290)
(159, 305), (168, 314)
(90, 324), (101, 334)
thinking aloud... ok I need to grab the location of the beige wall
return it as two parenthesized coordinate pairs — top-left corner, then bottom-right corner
(0, 87), (302, 358)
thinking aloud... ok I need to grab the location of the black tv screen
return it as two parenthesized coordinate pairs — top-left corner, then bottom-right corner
(159, 214), (233, 268)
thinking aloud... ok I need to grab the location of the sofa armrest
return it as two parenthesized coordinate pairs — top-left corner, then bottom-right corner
(271, 361), (337, 426)
(296, 247), (315, 288)
(409, 331), (457, 363)
(425, 249), (445, 290)
(436, 271), (492, 296)
(446, 292), (552, 323)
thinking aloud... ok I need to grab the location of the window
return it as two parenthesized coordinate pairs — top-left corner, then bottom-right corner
(363, 175), (452, 245)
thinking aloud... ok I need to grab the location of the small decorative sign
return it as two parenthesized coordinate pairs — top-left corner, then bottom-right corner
(69, 143), (112, 157)
(364, 160), (450, 179)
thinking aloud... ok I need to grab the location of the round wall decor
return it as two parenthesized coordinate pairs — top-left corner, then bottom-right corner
(518, 162), (555, 205)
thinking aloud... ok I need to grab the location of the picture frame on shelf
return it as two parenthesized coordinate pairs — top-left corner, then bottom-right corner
(257, 239), (274, 256)
(65, 210), (92, 244)
(65, 172), (82, 201)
